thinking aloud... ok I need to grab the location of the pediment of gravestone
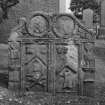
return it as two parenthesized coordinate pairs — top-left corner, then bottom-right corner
(34, 12), (72, 36)
(26, 13), (75, 38)
(10, 12), (94, 40)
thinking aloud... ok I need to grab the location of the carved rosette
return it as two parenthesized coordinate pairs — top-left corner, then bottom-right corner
(53, 15), (75, 38)
(28, 13), (49, 37)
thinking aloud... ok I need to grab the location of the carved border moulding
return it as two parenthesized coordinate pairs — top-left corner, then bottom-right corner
(52, 14), (75, 38)
(27, 12), (50, 37)
(20, 39), (49, 46)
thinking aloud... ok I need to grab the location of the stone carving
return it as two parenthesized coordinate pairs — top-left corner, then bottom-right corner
(8, 12), (95, 94)
(53, 15), (74, 38)
(26, 58), (46, 91)
(66, 40), (78, 71)
(55, 41), (78, 91)
(28, 15), (49, 37)
(59, 65), (77, 90)
(8, 38), (20, 62)
(9, 17), (26, 59)
(83, 43), (95, 67)
(56, 46), (68, 54)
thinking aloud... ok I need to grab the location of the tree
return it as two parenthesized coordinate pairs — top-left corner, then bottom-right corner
(0, 0), (19, 22)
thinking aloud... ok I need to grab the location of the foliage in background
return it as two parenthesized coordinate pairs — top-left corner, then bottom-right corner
(70, 0), (100, 19)
(0, 0), (19, 21)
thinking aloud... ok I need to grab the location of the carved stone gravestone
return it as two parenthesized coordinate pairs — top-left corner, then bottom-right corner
(8, 12), (95, 98)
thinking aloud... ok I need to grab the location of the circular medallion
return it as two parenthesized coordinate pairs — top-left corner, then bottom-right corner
(28, 15), (49, 37)
(53, 15), (75, 38)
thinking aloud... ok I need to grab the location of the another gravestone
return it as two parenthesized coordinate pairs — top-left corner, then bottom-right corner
(98, 0), (105, 39)
(83, 8), (93, 29)
(101, 0), (105, 27)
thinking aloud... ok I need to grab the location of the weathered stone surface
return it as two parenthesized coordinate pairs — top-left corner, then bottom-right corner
(66, 41), (78, 71)
(28, 15), (48, 37)
(54, 15), (74, 38)
(83, 9), (93, 29)
(101, 0), (105, 27)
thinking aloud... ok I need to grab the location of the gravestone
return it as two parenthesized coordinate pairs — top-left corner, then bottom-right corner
(83, 8), (93, 29)
(101, 0), (105, 27)
(98, 0), (105, 39)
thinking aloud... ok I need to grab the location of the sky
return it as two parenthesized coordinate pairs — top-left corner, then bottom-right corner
(66, 0), (72, 14)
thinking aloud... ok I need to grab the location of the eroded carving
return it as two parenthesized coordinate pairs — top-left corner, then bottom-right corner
(28, 15), (49, 37)
(60, 65), (77, 91)
(53, 15), (74, 38)
(83, 43), (95, 67)
(56, 46), (68, 54)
